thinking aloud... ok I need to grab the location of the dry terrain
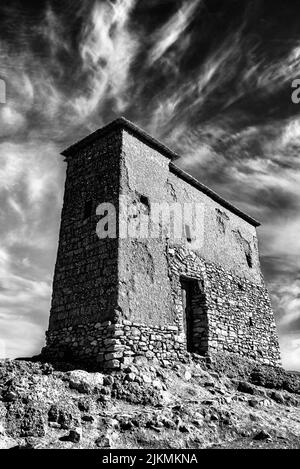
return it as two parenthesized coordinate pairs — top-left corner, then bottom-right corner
(0, 353), (299, 449)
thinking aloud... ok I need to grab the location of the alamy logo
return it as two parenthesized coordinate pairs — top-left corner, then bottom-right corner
(291, 78), (300, 104)
(0, 78), (6, 104)
(96, 196), (205, 250)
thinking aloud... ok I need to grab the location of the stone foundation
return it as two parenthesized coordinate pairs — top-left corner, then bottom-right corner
(43, 319), (186, 370)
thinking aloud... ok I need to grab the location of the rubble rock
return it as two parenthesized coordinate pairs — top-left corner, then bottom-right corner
(65, 427), (82, 443)
(67, 370), (104, 394)
(253, 430), (272, 441)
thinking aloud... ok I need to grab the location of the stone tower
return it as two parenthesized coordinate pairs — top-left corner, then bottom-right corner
(43, 117), (281, 369)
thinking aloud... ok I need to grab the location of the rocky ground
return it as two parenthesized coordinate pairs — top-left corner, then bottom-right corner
(0, 353), (299, 449)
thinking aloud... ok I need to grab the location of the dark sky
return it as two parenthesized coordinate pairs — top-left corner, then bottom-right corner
(0, 0), (300, 369)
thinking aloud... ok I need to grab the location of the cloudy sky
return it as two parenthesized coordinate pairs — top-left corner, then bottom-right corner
(0, 0), (299, 370)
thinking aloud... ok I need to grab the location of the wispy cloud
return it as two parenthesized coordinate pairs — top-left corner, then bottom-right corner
(73, 0), (138, 121)
(148, 0), (200, 66)
(279, 334), (300, 371)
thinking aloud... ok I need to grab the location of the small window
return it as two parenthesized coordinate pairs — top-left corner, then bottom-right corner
(139, 194), (150, 214)
(83, 199), (93, 219)
(140, 194), (149, 207)
(185, 224), (192, 242)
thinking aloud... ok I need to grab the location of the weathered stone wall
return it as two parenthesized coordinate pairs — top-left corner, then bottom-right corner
(47, 130), (121, 332)
(168, 246), (281, 366)
(44, 122), (281, 368)
(44, 319), (186, 369)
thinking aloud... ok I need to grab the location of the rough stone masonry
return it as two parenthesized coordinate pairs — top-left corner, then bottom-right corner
(43, 117), (281, 369)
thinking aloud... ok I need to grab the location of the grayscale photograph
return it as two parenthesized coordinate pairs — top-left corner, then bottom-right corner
(0, 0), (299, 455)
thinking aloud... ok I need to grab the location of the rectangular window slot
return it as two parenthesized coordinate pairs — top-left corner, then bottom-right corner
(185, 224), (192, 242)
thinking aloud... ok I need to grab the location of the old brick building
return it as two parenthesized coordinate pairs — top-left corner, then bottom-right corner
(43, 117), (281, 368)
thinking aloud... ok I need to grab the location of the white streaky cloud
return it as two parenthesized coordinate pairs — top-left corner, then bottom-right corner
(0, 317), (45, 359)
(34, 76), (65, 119)
(0, 272), (51, 303)
(148, 33), (300, 145)
(263, 217), (300, 258)
(0, 141), (64, 257)
(0, 106), (26, 137)
(7, 197), (25, 221)
(148, 0), (201, 65)
(38, 5), (70, 58)
(0, 141), (63, 203)
(279, 334), (300, 371)
(0, 246), (51, 359)
(0, 44), (70, 137)
(184, 29), (244, 114)
(147, 95), (182, 137)
(229, 155), (300, 197)
(1, 67), (34, 112)
(73, 0), (138, 119)
(0, 70), (34, 139)
(0, 278), (51, 305)
(176, 134), (221, 169)
(246, 42), (300, 96)
(183, 144), (219, 168)
(147, 26), (246, 138)
(279, 118), (300, 147)
(0, 248), (10, 268)
(273, 279), (300, 328)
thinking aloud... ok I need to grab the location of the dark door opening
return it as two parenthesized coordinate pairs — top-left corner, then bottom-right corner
(181, 277), (208, 355)
(181, 279), (194, 353)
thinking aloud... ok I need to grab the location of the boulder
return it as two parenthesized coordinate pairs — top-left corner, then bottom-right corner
(66, 427), (82, 443)
(68, 370), (104, 393)
(103, 375), (114, 386)
(270, 391), (285, 405)
(20, 406), (46, 437)
(95, 435), (111, 448)
(237, 381), (256, 395)
(82, 415), (94, 423)
(142, 374), (152, 384)
(77, 400), (90, 412)
(0, 436), (20, 449)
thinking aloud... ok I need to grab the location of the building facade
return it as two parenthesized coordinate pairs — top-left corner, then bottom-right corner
(43, 118), (281, 368)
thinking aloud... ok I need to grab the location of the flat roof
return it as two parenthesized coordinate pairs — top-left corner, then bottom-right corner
(61, 116), (181, 160)
(61, 117), (260, 227)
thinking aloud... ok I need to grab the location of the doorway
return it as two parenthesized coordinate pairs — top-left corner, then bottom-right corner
(180, 277), (208, 355)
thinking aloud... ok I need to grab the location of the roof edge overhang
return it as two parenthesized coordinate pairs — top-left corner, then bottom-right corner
(169, 163), (260, 227)
(61, 116), (180, 160)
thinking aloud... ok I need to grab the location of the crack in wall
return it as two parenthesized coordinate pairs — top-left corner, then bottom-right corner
(216, 208), (230, 234)
(233, 229), (253, 268)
